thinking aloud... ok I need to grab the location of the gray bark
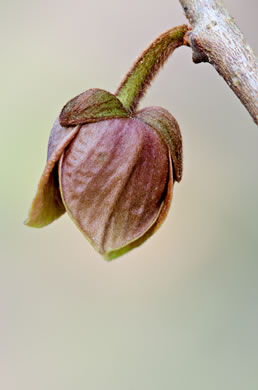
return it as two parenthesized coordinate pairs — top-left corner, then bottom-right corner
(179, 0), (258, 124)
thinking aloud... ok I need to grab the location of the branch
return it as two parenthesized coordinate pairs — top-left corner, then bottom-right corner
(179, 0), (258, 124)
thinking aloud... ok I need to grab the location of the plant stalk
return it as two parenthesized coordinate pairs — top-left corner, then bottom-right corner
(115, 25), (189, 113)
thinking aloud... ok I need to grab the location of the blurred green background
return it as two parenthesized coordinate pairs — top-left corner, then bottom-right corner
(1, 0), (258, 388)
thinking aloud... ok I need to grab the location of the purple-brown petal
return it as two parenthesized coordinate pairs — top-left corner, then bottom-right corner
(135, 106), (183, 182)
(105, 153), (173, 260)
(59, 118), (169, 256)
(25, 119), (80, 227)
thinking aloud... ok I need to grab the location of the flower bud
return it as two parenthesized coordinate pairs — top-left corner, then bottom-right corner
(25, 89), (182, 259)
(26, 25), (187, 259)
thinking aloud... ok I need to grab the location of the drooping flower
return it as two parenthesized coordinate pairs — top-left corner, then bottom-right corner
(25, 25), (188, 259)
(25, 89), (182, 260)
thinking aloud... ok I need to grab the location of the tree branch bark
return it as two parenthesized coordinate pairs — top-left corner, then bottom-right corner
(179, 0), (258, 124)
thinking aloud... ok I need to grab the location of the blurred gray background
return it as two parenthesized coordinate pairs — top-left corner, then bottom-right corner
(1, 0), (257, 389)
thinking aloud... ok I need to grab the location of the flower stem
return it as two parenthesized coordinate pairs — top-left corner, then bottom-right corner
(115, 25), (189, 113)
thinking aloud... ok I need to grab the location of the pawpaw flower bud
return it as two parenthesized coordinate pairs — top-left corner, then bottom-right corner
(25, 25), (187, 259)
(25, 89), (182, 260)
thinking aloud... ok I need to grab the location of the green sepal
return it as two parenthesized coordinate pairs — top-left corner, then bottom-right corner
(25, 121), (81, 228)
(135, 107), (183, 182)
(59, 88), (130, 126)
